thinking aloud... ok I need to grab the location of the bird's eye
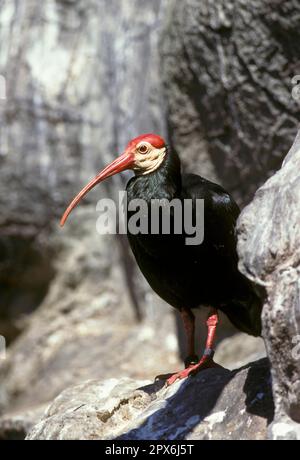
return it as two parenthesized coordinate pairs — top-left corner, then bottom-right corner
(138, 144), (148, 154)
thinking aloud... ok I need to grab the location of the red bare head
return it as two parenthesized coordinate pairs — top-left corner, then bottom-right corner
(60, 133), (167, 226)
(126, 133), (166, 150)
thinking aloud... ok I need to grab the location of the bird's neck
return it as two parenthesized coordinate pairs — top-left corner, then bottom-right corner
(126, 149), (182, 201)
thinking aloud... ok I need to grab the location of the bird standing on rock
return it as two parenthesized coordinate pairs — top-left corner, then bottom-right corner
(60, 133), (262, 386)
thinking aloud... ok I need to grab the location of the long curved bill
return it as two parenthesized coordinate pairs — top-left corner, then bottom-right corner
(60, 150), (134, 226)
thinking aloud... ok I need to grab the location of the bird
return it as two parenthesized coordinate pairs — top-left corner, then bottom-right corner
(60, 133), (262, 385)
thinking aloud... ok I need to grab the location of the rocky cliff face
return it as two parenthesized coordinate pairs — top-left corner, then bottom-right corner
(237, 130), (300, 439)
(0, 0), (184, 418)
(0, 0), (299, 441)
(26, 359), (273, 440)
(0, 209), (180, 415)
(161, 2), (300, 437)
(22, 127), (300, 441)
(161, 0), (300, 205)
(0, 0), (169, 341)
(0, 0), (242, 420)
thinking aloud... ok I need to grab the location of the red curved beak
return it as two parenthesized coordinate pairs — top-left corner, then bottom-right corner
(60, 150), (134, 226)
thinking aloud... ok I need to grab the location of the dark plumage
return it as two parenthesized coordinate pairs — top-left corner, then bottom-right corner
(126, 149), (262, 337)
(61, 133), (262, 384)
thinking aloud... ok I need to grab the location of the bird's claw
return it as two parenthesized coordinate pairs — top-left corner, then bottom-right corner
(165, 356), (220, 386)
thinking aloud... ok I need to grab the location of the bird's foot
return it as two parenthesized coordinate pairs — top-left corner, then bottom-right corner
(154, 354), (199, 382)
(165, 350), (221, 386)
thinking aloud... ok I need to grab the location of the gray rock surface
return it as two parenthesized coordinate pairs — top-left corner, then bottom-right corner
(237, 130), (300, 439)
(0, 0), (247, 420)
(0, 208), (180, 414)
(161, 0), (300, 205)
(0, 0), (181, 416)
(0, 404), (46, 440)
(214, 333), (265, 370)
(0, 0), (168, 342)
(1, 0), (299, 441)
(26, 358), (273, 440)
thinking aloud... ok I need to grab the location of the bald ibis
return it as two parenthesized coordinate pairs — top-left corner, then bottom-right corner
(61, 133), (262, 385)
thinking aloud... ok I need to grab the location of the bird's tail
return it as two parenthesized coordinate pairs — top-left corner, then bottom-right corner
(220, 289), (263, 337)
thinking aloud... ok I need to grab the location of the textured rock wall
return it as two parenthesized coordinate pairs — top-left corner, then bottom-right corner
(237, 130), (300, 439)
(161, 0), (300, 205)
(0, 208), (180, 414)
(0, 0), (168, 336)
(160, 5), (300, 437)
(0, 0), (182, 414)
(1, 0), (299, 440)
(26, 359), (273, 440)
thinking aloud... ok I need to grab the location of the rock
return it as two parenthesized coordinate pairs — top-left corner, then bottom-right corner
(26, 358), (273, 440)
(1, 0), (297, 441)
(0, 209), (180, 414)
(215, 333), (266, 370)
(0, 0), (169, 337)
(161, 2), (300, 436)
(237, 130), (300, 438)
(0, 405), (46, 440)
(161, 0), (300, 205)
(0, 0), (181, 415)
(0, 0), (168, 341)
(0, 0), (259, 419)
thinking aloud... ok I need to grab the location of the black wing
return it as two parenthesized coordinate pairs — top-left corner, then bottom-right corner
(181, 173), (240, 266)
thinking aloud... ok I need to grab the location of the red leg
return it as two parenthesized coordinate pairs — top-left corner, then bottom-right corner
(180, 309), (199, 366)
(155, 308), (198, 381)
(205, 309), (218, 351)
(166, 308), (220, 386)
